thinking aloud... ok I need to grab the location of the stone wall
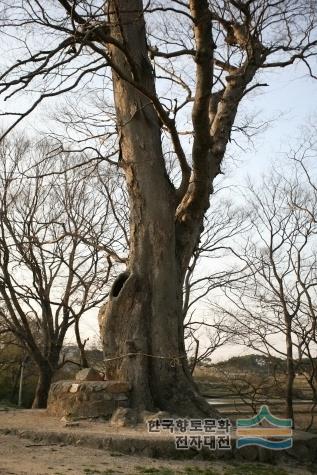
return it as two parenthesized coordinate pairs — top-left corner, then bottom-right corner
(47, 380), (130, 419)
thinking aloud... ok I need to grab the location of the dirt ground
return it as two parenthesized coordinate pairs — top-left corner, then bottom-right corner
(0, 432), (314, 475)
(0, 410), (316, 475)
(0, 432), (214, 475)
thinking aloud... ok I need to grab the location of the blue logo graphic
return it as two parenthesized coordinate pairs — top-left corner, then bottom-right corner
(236, 405), (293, 450)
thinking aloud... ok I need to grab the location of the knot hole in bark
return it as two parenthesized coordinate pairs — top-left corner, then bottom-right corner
(111, 271), (130, 298)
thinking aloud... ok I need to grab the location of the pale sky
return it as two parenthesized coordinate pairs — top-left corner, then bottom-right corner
(0, 26), (316, 360)
(72, 62), (317, 359)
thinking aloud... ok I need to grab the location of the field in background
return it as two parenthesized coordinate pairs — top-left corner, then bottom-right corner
(194, 365), (317, 431)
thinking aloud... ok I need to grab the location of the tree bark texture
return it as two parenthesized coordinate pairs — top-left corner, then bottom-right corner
(99, 0), (265, 416)
(98, 0), (215, 417)
(32, 364), (54, 409)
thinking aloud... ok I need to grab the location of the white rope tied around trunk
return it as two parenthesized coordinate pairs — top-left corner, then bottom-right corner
(103, 352), (187, 367)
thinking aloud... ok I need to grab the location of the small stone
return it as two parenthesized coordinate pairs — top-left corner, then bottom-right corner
(145, 410), (170, 422)
(110, 407), (138, 427)
(60, 416), (71, 423)
(69, 383), (79, 393)
(75, 368), (103, 381)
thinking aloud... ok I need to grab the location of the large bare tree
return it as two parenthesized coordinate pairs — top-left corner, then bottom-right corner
(0, 1), (316, 415)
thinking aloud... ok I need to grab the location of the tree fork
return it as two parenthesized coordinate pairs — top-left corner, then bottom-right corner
(98, 1), (216, 416)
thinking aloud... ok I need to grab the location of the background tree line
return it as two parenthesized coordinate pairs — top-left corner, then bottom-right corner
(0, 124), (317, 429)
(0, 0), (316, 420)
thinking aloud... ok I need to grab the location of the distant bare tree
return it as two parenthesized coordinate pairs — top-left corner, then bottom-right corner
(0, 135), (119, 407)
(183, 198), (249, 372)
(214, 149), (317, 423)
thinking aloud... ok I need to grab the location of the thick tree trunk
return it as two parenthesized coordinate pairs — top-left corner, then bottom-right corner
(98, 123), (211, 414)
(99, 235), (213, 416)
(98, 1), (215, 417)
(32, 363), (53, 409)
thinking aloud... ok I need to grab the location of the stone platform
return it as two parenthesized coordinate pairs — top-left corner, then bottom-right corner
(47, 380), (130, 419)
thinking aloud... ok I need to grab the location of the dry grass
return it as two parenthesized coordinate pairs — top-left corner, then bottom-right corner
(193, 366), (317, 431)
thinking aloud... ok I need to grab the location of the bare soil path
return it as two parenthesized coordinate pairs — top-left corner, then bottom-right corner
(0, 410), (315, 475)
